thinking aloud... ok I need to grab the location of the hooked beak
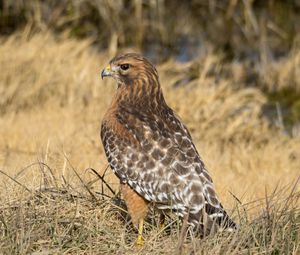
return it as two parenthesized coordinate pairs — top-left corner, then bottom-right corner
(101, 64), (112, 80)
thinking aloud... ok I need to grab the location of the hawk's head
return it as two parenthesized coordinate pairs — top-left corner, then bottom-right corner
(101, 53), (159, 86)
(101, 53), (166, 108)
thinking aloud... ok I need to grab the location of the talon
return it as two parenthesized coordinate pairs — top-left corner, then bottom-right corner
(159, 213), (166, 230)
(135, 234), (145, 246)
(159, 223), (165, 229)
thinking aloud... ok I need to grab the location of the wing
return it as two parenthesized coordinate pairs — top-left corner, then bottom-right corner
(101, 106), (225, 222)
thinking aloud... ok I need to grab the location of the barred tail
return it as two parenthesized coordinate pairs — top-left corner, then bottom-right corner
(188, 203), (237, 236)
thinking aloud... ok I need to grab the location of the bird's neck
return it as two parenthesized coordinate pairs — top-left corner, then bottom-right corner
(113, 79), (168, 113)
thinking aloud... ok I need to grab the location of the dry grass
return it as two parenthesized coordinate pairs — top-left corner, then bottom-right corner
(1, 0), (299, 61)
(0, 32), (299, 254)
(260, 39), (300, 92)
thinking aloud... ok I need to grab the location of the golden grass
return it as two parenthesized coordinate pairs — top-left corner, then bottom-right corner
(0, 32), (299, 254)
(260, 40), (300, 92)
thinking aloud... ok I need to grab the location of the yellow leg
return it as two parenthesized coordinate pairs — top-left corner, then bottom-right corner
(135, 218), (145, 246)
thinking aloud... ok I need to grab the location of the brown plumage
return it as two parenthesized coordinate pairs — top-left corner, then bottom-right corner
(100, 53), (236, 241)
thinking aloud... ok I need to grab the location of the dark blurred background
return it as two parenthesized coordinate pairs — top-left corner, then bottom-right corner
(1, 0), (299, 62)
(1, 0), (300, 129)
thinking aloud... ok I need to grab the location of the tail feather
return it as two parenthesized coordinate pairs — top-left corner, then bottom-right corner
(205, 203), (237, 229)
(188, 203), (237, 236)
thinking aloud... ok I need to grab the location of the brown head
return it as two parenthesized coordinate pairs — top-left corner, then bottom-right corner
(101, 53), (166, 109)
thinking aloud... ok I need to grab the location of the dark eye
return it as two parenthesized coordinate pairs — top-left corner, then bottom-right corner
(120, 64), (130, 71)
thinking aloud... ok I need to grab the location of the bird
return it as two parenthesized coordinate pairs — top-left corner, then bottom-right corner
(100, 53), (236, 245)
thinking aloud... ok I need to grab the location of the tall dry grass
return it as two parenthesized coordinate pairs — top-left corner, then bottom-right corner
(1, 0), (299, 62)
(0, 32), (299, 254)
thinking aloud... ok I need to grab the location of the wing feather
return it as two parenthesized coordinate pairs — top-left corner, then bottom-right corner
(101, 107), (227, 223)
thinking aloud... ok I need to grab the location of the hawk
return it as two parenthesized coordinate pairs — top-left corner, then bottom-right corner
(100, 53), (236, 244)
